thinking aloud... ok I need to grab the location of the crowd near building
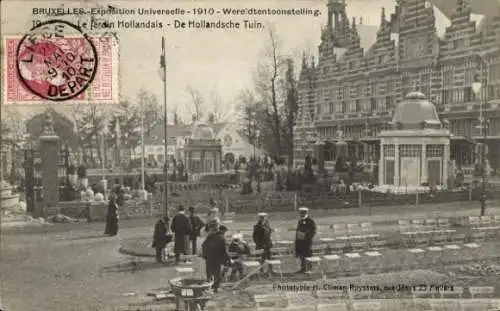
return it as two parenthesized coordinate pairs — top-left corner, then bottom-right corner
(294, 0), (500, 178)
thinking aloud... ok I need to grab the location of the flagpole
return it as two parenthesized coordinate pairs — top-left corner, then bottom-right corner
(161, 36), (168, 216)
(141, 114), (146, 194)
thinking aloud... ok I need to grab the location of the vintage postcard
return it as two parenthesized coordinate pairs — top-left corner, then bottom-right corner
(1, 0), (500, 310)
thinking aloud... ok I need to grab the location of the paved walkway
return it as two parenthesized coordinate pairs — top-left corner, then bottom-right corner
(119, 201), (500, 257)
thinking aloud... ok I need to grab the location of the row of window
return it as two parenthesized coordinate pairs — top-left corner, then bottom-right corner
(318, 79), (397, 101)
(313, 117), (500, 141)
(383, 144), (445, 158)
(450, 118), (500, 137)
(318, 96), (398, 114)
(317, 83), (500, 115)
(314, 63), (498, 104)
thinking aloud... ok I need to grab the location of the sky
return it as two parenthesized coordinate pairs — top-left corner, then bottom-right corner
(1, 0), (395, 122)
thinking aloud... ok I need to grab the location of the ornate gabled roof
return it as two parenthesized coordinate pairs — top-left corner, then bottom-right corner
(427, 1), (452, 38)
(357, 24), (379, 53)
(143, 122), (228, 145)
(429, 0), (500, 18)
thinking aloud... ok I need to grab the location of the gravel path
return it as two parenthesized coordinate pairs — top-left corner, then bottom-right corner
(2, 200), (500, 311)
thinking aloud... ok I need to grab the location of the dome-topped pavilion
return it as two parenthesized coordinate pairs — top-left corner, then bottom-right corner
(191, 122), (215, 139)
(184, 122), (222, 174)
(392, 92), (442, 129)
(378, 92), (451, 192)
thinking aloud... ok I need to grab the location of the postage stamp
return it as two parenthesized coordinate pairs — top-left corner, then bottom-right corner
(3, 20), (119, 105)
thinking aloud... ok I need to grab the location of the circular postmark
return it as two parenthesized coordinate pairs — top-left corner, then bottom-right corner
(16, 20), (98, 101)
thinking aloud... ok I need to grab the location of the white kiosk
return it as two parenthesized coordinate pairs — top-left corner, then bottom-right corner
(378, 92), (451, 193)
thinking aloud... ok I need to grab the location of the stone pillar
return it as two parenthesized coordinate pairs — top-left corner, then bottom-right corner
(200, 150), (205, 173)
(218, 151), (222, 172)
(214, 151), (218, 172)
(421, 144), (428, 184)
(394, 143), (400, 186)
(39, 113), (59, 218)
(378, 143), (384, 185)
(443, 143), (450, 186)
(185, 150), (190, 172)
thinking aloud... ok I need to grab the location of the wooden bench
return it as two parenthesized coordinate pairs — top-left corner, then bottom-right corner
(469, 286), (495, 299)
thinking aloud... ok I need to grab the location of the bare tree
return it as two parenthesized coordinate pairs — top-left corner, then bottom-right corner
(1, 109), (25, 181)
(237, 88), (258, 143)
(253, 25), (286, 160)
(75, 103), (106, 166)
(138, 89), (161, 135)
(208, 89), (227, 123)
(186, 85), (204, 122)
(169, 105), (183, 125)
(282, 58), (299, 171)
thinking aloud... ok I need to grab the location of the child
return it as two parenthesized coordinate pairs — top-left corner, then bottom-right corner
(227, 233), (251, 281)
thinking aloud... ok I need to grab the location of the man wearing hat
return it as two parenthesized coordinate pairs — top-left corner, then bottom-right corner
(171, 205), (192, 264)
(253, 212), (273, 269)
(202, 221), (231, 292)
(188, 206), (205, 255)
(295, 207), (316, 273)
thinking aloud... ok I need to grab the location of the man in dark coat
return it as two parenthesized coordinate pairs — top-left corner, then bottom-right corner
(188, 206), (205, 255)
(152, 215), (171, 263)
(171, 205), (192, 264)
(202, 222), (231, 293)
(253, 212), (273, 273)
(295, 207), (316, 273)
(113, 180), (125, 207)
(104, 194), (119, 236)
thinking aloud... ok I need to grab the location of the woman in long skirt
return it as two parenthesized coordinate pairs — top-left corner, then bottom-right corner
(104, 194), (119, 236)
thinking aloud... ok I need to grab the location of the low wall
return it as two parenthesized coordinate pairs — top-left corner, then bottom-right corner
(48, 188), (497, 222)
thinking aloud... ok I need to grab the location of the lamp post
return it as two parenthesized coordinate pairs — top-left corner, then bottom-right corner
(471, 54), (488, 216)
(256, 130), (261, 193)
(101, 124), (108, 200)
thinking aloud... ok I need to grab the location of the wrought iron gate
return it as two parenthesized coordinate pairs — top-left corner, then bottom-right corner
(24, 147), (41, 214)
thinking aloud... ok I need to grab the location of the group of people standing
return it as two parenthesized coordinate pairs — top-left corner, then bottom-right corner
(152, 205), (206, 264)
(151, 204), (318, 292)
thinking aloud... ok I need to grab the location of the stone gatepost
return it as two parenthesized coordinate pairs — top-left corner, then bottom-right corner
(38, 112), (59, 218)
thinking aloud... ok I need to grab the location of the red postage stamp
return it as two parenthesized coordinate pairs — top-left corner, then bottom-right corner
(3, 20), (118, 105)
